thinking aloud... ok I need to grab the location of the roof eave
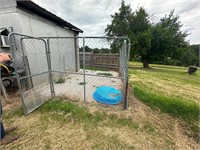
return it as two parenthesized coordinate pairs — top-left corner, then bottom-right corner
(16, 0), (83, 34)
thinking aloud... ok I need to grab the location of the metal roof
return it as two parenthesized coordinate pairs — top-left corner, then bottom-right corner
(16, 0), (83, 34)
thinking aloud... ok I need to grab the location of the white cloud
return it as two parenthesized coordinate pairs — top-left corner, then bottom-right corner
(32, 0), (200, 44)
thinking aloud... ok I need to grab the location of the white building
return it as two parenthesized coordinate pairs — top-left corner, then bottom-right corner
(0, 0), (83, 87)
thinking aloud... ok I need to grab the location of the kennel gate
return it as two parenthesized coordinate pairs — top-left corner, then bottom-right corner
(8, 33), (130, 115)
(8, 33), (54, 115)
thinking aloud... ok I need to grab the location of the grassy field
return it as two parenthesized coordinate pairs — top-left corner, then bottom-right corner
(129, 62), (199, 104)
(129, 62), (199, 137)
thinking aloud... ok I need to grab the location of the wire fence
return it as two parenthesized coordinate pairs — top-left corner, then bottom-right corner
(8, 33), (130, 115)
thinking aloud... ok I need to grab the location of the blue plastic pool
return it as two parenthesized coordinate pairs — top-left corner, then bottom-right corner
(93, 86), (123, 105)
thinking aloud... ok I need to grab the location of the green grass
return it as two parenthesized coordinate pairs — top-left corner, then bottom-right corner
(78, 82), (86, 85)
(38, 100), (92, 120)
(97, 72), (113, 76)
(132, 85), (199, 122)
(133, 85), (199, 139)
(3, 107), (24, 119)
(81, 66), (109, 71)
(129, 62), (199, 121)
(129, 62), (199, 139)
(143, 122), (156, 133)
(3, 99), (197, 149)
(129, 63), (199, 87)
(38, 100), (139, 128)
(55, 78), (65, 84)
(4, 100), (137, 149)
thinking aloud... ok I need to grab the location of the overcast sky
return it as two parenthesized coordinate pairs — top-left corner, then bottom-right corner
(32, 0), (199, 44)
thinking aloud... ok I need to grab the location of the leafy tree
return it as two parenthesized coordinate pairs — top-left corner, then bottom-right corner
(181, 48), (198, 66)
(79, 46), (111, 53)
(105, 1), (151, 67)
(139, 10), (189, 67)
(189, 44), (199, 66)
(157, 10), (188, 57)
(105, 1), (152, 67)
(189, 44), (199, 57)
(79, 46), (92, 52)
(179, 45), (199, 66)
(105, 0), (132, 37)
(131, 8), (152, 68)
(105, 1), (189, 68)
(105, 0), (132, 54)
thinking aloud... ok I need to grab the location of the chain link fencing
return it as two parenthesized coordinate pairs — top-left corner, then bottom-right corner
(8, 33), (52, 114)
(8, 33), (130, 115)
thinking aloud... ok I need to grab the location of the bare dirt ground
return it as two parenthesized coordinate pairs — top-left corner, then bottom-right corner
(1, 88), (199, 150)
(42, 70), (124, 102)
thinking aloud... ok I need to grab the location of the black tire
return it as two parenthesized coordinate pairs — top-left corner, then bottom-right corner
(2, 79), (12, 88)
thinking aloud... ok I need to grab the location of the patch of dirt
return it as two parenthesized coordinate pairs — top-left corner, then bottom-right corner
(1, 88), (21, 111)
(41, 70), (123, 103)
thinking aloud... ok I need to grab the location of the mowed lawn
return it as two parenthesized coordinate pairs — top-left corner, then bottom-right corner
(129, 62), (199, 122)
(129, 62), (199, 102)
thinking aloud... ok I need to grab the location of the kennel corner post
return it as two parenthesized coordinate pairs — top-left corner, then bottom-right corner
(122, 38), (131, 110)
(83, 37), (86, 102)
(121, 39), (127, 110)
(124, 38), (131, 110)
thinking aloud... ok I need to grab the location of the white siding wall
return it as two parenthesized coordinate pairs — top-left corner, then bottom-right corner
(0, 11), (77, 72)
(0, 12), (22, 53)
(0, 3), (79, 86)
(17, 11), (77, 75)
(0, 0), (16, 11)
(17, 9), (75, 37)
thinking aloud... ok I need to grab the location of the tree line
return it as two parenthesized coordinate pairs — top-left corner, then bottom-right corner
(104, 0), (199, 68)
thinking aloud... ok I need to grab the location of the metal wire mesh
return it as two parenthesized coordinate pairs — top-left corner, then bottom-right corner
(19, 73), (51, 114)
(8, 33), (52, 114)
(52, 72), (84, 101)
(8, 34), (130, 114)
(48, 38), (77, 72)
(47, 37), (129, 107)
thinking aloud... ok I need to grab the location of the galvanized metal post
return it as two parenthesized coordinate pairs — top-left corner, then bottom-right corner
(123, 40), (128, 110)
(83, 37), (86, 102)
(124, 40), (128, 77)
(46, 38), (55, 98)
(199, 45), (200, 68)
(119, 45), (122, 76)
(124, 39), (131, 110)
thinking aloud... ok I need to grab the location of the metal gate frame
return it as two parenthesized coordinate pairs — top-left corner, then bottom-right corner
(8, 33), (131, 115)
(8, 33), (55, 114)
